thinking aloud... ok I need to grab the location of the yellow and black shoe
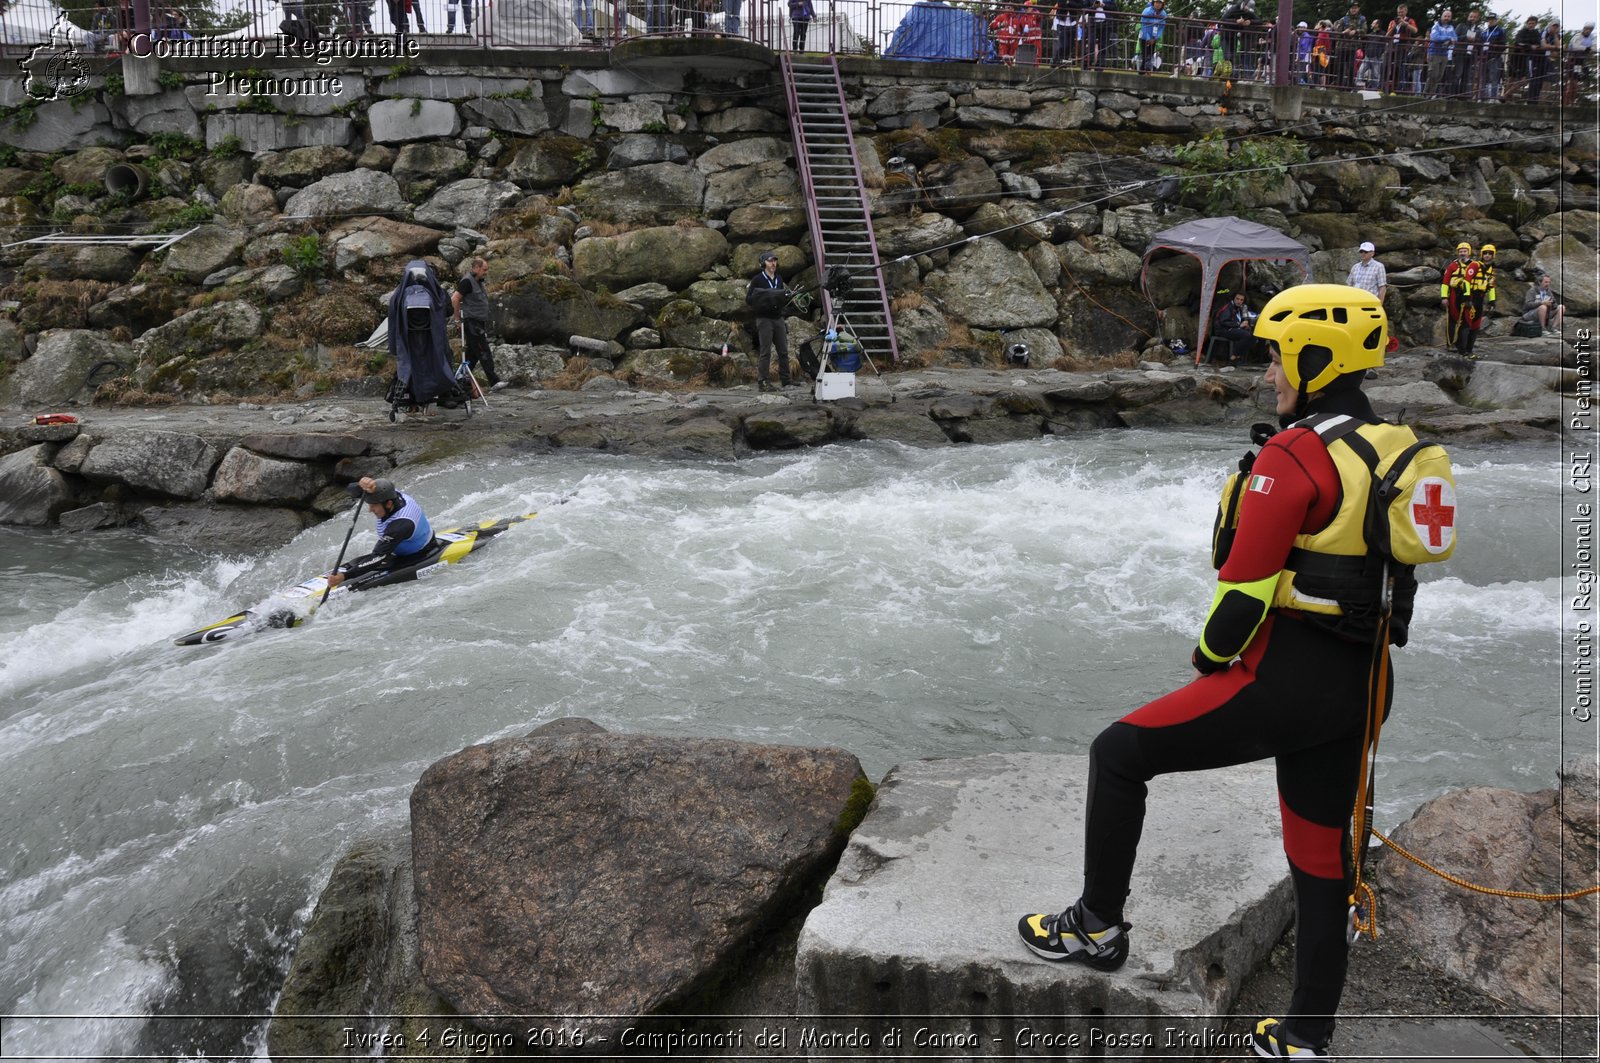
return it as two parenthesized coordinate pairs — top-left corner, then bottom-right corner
(1016, 903), (1130, 970)
(1251, 1018), (1331, 1058)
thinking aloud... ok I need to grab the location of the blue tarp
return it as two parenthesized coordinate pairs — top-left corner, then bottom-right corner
(885, 0), (997, 63)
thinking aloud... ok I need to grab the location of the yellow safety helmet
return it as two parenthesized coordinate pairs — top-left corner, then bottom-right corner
(1254, 283), (1387, 393)
(1480, 242), (1496, 255)
(1455, 241), (1473, 253)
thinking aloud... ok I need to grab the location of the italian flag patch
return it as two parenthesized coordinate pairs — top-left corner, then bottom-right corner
(1247, 474), (1275, 495)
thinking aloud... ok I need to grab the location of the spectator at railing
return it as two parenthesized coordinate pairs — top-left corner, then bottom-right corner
(1218, 0), (1253, 69)
(1480, 11), (1505, 99)
(1311, 19), (1333, 85)
(445, 0), (472, 33)
(1512, 15), (1544, 100)
(1355, 25), (1380, 90)
(788, 0), (811, 49)
(1453, 9), (1483, 97)
(1254, 16), (1274, 80)
(1423, 8), (1454, 96)
(1380, 4), (1417, 94)
(1332, 1), (1363, 87)
(89, 0), (117, 50)
(1568, 21), (1596, 105)
(991, 0), (1033, 65)
(1185, 18), (1218, 76)
(1540, 20), (1563, 99)
(1050, 0), (1078, 66)
(723, 0), (741, 37)
(1084, 0), (1111, 67)
(573, 0), (593, 37)
(1137, 0), (1165, 71)
(1292, 20), (1311, 83)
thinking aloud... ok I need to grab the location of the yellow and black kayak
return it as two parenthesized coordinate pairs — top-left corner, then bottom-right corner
(173, 512), (539, 646)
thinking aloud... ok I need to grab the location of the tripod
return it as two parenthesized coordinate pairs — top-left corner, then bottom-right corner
(817, 265), (881, 378)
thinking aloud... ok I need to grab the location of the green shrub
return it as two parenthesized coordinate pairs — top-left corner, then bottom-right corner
(1169, 129), (1308, 214)
(281, 233), (325, 277)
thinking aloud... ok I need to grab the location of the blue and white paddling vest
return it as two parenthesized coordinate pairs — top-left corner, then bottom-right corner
(376, 492), (433, 557)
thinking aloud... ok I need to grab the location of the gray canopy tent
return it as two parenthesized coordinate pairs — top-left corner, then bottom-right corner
(1140, 217), (1311, 362)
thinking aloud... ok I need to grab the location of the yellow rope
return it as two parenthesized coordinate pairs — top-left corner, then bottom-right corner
(1370, 826), (1600, 904)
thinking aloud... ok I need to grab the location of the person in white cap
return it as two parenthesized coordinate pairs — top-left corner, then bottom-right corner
(1346, 241), (1387, 303)
(1294, 20), (1313, 82)
(1567, 21), (1596, 105)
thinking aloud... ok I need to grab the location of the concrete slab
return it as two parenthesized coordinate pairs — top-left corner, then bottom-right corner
(796, 753), (1293, 1054)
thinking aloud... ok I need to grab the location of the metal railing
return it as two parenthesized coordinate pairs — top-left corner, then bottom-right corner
(3, 0), (1590, 105)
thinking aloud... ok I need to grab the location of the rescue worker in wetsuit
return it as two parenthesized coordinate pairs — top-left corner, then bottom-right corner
(1018, 284), (1454, 1060)
(325, 477), (434, 590)
(1473, 243), (1499, 338)
(1440, 241), (1482, 355)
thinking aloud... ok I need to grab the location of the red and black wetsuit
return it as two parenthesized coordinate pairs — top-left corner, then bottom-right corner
(1080, 388), (1390, 1049)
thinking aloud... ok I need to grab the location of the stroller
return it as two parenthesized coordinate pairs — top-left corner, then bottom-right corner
(385, 259), (469, 421)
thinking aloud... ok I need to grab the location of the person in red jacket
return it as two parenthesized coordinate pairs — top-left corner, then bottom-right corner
(1439, 241), (1482, 355)
(1019, 284), (1454, 1060)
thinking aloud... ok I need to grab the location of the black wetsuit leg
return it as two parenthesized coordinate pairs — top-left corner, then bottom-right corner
(1080, 614), (1388, 1047)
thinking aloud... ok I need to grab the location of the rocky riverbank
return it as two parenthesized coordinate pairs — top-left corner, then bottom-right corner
(0, 333), (1582, 547)
(267, 717), (1596, 1061)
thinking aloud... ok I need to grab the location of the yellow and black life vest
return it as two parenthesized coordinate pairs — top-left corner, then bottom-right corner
(1213, 414), (1456, 645)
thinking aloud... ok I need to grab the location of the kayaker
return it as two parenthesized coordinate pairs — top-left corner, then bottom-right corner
(325, 477), (434, 589)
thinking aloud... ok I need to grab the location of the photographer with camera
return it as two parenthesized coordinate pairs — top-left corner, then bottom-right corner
(746, 251), (794, 391)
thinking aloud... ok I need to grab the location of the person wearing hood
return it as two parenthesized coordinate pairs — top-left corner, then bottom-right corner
(325, 477), (435, 590)
(1018, 284), (1455, 1061)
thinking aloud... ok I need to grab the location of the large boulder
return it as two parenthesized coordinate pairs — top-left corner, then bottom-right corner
(571, 225), (728, 292)
(694, 137), (791, 174)
(1529, 235), (1598, 314)
(924, 237), (1057, 330)
(501, 136), (595, 189)
(921, 156), (1002, 219)
(496, 275), (643, 346)
(410, 732), (867, 1036)
(392, 143), (473, 195)
(210, 448), (328, 505)
(134, 301), (265, 371)
(327, 217), (442, 271)
(704, 160), (800, 215)
(460, 97), (550, 136)
(216, 183), (278, 225)
(569, 163), (706, 225)
(161, 224), (247, 281)
(874, 212), (965, 259)
(283, 170), (406, 221)
(137, 503), (308, 550)
(654, 300), (739, 352)
(25, 242), (140, 285)
(254, 146), (357, 188)
(238, 432), (368, 461)
(51, 146), (125, 188)
(1380, 758), (1597, 1016)
(368, 98), (460, 143)
(0, 445), (76, 526)
(413, 178), (522, 230)
(0, 329), (135, 407)
(1060, 233), (1144, 284)
(76, 430), (219, 499)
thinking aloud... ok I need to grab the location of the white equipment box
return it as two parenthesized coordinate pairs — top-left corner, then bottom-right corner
(814, 372), (856, 400)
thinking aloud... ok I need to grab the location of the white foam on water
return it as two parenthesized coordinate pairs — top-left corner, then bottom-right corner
(0, 433), (1572, 1060)
(2, 929), (169, 1062)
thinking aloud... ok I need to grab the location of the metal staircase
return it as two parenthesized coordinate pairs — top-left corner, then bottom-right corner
(779, 54), (899, 366)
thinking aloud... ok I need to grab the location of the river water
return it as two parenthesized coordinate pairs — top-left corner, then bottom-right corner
(0, 429), (1577, 1059)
